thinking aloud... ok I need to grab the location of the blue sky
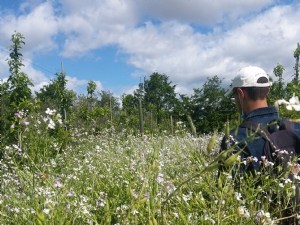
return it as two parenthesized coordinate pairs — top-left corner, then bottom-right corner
(0, 0), (299, 98)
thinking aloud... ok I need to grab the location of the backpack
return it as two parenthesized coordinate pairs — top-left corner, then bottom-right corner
(241, 119), (300, 169)
(241, 119), (300, 222)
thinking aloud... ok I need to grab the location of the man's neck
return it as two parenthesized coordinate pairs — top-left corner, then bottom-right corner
(243, 100), (268, 113)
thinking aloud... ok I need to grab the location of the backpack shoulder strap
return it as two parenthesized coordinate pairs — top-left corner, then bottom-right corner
(240, 120), (279, 153)
(240, 120), (271, 141)
(278, 118), (294, 131)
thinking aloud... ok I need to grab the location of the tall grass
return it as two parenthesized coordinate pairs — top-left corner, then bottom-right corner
(0, 111), (299, 224)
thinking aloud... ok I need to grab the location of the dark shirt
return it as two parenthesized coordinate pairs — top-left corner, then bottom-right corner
(221, 106), (300, 170)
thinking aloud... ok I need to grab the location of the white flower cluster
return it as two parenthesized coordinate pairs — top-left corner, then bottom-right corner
(275, 94), (300, 111)
(255, 210), (273, 224)
(237, 206), (250, 218)
(43, 108), (63, 129)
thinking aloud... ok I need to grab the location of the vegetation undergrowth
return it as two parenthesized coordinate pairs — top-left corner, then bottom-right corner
(1, 120), (299, 225)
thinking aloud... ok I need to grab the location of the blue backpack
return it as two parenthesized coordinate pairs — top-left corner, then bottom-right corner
(241, 119), (300, 223)
(241, 119), (300, 168)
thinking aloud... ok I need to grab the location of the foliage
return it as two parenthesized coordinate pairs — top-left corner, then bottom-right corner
(293, 43), (300, 82)
(191, 76), (236, 133)
(1, 125), (299, 224)
(36, 72), (76, 121)
(143, 73), (178, 125)
(0, 32), (33, 145)
(87, 80), (97, 99)
(269, 63), (285, 105)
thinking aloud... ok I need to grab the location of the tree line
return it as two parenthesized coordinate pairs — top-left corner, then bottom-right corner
(1, 32), (300, 146)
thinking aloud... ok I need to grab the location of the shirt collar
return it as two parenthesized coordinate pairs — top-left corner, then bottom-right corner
(242, 106), (278, 120)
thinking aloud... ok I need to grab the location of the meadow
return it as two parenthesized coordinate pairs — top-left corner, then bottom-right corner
(0, 109), (298, 225)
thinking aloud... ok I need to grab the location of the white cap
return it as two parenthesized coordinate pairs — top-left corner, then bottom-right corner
(225, 66), (271, 96)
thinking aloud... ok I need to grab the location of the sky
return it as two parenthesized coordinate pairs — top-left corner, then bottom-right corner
(0, 0), (299, 98)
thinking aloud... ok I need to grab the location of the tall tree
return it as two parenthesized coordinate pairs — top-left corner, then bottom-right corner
(36, 72), (75, 120)
(6, 32), (33, 110)
(0, 32), (33, 145)
(294, 43), (300, 83)
(191, 76), (235, 133)
(87, 81), (97, 99)
(143, 72), (177, 124)
(269, 64), (285, 104)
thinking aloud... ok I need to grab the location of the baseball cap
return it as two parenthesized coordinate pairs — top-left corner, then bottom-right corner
(225, 66), (271, 96)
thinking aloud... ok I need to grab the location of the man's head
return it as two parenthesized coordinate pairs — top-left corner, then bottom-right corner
(227, 66), (272, 113)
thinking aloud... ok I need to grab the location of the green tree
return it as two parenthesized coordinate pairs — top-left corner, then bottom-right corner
(294, 43), (300, 83)
(143, 72), (178, 125)
(191, 75), (235, 133)
(36, 72), (75, 121)
(269, 64), (285, 104)
(87, 81), (97, 99)
(0, 32), (33, 145)
(122, 94), (138, 115)
(6, 32), (33, 110)
(98, 90), (119, 122)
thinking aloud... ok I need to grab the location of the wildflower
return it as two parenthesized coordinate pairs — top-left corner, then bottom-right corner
(53, 178), (63, 188)
(67, 191), (74, 197)
(173, 212), (179, 219)
(23, 120), (30, 126)
(132, 209), (138, 215)
(157, 173), (164, 184)
(43, 208), (50, 215)
(237, 206), (250, 218)
(256, 210), (273, 224)
(45, 108), (56, 115)
(47, 119), (55, 129)
(256, 210), (264, 220)
(275, 94), (300, 111)
(235, 192), (243, 201)
(14, 112), (22, 119)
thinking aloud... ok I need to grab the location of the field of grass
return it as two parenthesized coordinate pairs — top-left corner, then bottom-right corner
(0, 112), (299, 224)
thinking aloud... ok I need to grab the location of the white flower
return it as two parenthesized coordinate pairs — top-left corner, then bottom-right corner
(53, 178), (63, 188)
(238, 206), (250, 218)
(235, 192), (242, 201)
(45, 108), (53, 115)
(43, 208), (50, 215)
(275, 94), (300, 111)
(157, 173), (164, 184)
(23, 120), (30, 126)
(47, 119), (55, 129)
(132, 209), (139, 215)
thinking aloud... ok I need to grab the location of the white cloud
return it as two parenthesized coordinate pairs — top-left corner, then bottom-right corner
(0, 0), (299, 97)
(116, 2), (300, 89)
(0, 2), (58, 55)
(58, 0), (137, 57)
(131, 0), (273, 25)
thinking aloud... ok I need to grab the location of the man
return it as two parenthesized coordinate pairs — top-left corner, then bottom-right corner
(220, 65), (300, 224)
(221, 65), (278, 170)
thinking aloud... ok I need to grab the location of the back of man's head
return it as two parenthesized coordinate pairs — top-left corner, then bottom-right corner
(226, 66), (272, 100)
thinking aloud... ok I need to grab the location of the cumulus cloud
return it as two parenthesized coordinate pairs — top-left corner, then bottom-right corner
(0, 0), (299, 96)
(117, 2), (300, 89)
(0, 2), (58, 55)
(131, 0), (273, 25)
(58, 0), (137, 57)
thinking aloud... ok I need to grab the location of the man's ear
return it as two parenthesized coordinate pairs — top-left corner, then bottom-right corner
(237, 88), (245, 99)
